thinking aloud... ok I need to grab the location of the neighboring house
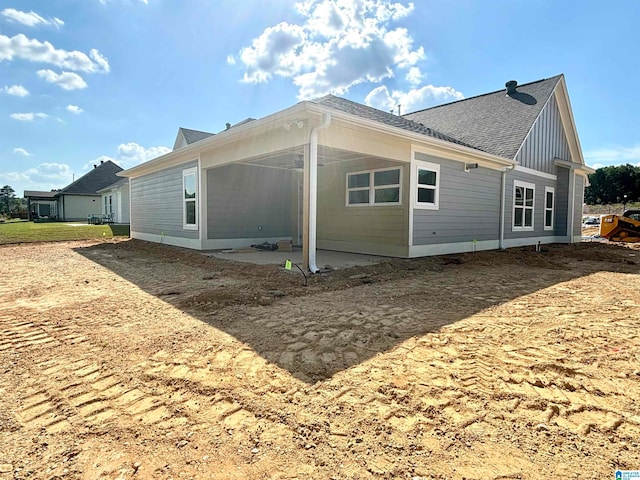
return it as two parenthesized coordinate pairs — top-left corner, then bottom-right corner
(24, 160), (124, 222)
(97, 178), (130, 223)
(119, 74), (593, 271)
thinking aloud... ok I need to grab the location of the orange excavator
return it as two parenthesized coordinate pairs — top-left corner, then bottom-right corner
(599, 209), (640, 242)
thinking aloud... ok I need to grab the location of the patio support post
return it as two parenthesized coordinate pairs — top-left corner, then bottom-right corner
(308, 113), (331, 273)
(302, 144), (310, 271)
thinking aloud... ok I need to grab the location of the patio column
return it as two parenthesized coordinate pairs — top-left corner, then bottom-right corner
(302, 144), (310, 271)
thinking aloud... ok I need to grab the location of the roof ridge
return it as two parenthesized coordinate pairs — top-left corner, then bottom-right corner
(313, 94), (482, 151)
(180, 127), (215, 135)
(404, 74), (563, 116)
(60, 160), (123, 194)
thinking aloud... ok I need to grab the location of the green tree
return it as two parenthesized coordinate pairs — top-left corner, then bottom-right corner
(0, 185), (16, 214)
(585, 164), (640, 205)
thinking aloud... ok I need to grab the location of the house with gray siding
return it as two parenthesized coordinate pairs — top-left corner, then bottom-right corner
(119, 74), (592, 271)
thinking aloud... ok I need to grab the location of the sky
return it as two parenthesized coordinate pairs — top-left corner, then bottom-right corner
(1, 0), (639, 197)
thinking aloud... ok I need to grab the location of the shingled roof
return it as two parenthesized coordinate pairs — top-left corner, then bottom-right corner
(59, 160), (123, 195)
(179, 127), (215, 145)
(312, 95), (480, 150)
(403, 75), (563, 159)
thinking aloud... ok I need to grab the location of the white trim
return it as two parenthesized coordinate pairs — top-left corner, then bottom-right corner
(502, 235), (568, 248)
(120, 102), (515, 180)
(414, 162), (440, 210)
(512, 180), (535, 231)
(132, 231), (201, 249)
(182, 166), (198, 230)
(568, 171), (576, 243)
(198, 158), (206, 243)
(345, 166), (402, 207)
(202, 236), (292, 250)
(513, 165), (557, 180)
(409, 240), (500, 257)
(544, 186), (555, 231)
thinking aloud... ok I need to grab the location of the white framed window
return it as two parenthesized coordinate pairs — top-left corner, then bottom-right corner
(513, 180), (535, 231)
(414, 162), (440, 210)
(346, 167), (401, 206)
(544, 186), (554, 230)
(182, 167), (198, 229)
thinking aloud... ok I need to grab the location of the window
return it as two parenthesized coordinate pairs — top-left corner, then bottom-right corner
(104, 196), (108, 214)
(346, 167), (401, 206)
(108, 195), (113, 214)
(414, 162), (440, 209)
(544, 186), (554, 230)
(182, 167), (198, 229)
(513, 181), (535, 230)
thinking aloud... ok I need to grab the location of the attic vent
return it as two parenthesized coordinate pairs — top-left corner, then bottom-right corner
(505, 80), (518, 95)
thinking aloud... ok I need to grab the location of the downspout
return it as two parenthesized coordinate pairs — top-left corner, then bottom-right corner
(499, 164), (516, 249)
(308, 113), (331, 273)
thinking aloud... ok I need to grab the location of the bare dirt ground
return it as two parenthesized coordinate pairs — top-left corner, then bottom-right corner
(1, 238), (639, 480)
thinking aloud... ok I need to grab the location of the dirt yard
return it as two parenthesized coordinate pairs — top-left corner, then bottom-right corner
(1, 238), (639, 479)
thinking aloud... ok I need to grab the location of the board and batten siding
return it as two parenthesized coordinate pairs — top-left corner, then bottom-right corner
(130, 161), (199, 239)
(412, 152), (501, 246)
(207, 164), (292, 240)
(504, 169), (557, 239)
(515, 94), (572, 174)
(317, 157), (409, 257)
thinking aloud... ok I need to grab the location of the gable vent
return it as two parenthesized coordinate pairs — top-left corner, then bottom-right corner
(505, 80), (518, 95)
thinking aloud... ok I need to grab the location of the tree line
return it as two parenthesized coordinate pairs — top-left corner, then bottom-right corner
(585, 164), (640, 205)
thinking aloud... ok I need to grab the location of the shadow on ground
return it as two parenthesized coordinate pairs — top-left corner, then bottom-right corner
(74, 239), (639, 383)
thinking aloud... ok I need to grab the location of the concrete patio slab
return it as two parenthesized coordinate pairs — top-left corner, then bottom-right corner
(205, 247), (389, 270)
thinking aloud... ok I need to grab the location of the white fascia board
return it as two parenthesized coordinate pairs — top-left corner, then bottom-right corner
(513, 164), (557, 180)
(119, 100), (515, 179)
(304, 103), (515, 170)
(554, 76), (586, 166)
(119, 103), (314, 179)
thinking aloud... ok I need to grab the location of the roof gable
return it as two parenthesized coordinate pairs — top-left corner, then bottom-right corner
(173, 127), (215, 150)
(404, 75), (563, 159)
(60, 160), (123, 195)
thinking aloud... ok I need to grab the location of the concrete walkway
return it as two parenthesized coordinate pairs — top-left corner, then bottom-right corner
(205, 247), (388, 270)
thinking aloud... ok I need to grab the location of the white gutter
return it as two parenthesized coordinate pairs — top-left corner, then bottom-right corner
(499, 164), (516, 249)
(308, 113), (331, 273)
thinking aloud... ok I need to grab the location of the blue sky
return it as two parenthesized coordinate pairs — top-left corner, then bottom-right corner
(1, 0), (639, 196)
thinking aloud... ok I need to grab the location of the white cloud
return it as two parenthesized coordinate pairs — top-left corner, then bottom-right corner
(1, 8), (64, 28)
(406, 66), (422, 86)
(233, 0), (428, 99)
(2, 84), (29, 96)
(364, 84), (464, 113)
(0, 33), (109, 73)
(37, 69), (88, 90)
(0, 162), (73, 192)
(116, 142), (171, 166)
(84, 142), (171, 172)
(66, 104), (84, 114)
(585, 145), (640, 168)
(13, 147), (32, 156)
(10, 112), (48, 121)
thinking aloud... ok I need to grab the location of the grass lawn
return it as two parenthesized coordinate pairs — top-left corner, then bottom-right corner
(0, 221), (130, 244)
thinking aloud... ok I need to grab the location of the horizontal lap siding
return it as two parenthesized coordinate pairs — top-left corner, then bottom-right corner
(317, 158), (408, 256)
(555, 167), (569, 236)
(516, 94), (572, 173)
(413, 154), (501, 245)
(573, 175), (584, 237)
(207, 164), (292, 239)
(130, 161), (198, 238)
(505, 170), (556, 239)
